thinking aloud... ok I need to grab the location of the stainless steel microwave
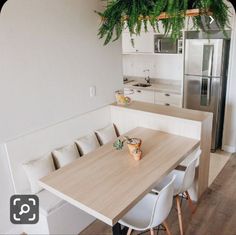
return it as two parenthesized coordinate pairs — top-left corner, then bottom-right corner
(154, 35), (178, 54)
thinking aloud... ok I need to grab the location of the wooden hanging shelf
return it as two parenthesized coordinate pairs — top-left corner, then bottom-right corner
(115, 8), (213, 22)
(158, 9), (213, 20)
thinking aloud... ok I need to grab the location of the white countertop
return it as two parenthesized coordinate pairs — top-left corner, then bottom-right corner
(124, 79), (182, 95)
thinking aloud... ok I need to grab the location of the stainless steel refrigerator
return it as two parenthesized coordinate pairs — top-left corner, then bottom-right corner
(184, 37), (230, 150)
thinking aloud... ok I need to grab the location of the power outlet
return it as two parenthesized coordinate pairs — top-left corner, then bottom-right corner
(89, 86), (96, 97)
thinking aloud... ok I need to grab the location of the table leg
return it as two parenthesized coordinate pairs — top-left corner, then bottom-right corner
(112, 223), (128, 235)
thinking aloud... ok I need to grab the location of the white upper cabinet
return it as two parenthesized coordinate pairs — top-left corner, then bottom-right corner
(122, 33), (136, 53)
(122, 21), (175, 54)
(122, 32), (154, 54)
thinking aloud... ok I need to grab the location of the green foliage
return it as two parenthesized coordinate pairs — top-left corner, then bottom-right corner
(113, 139), (124, 150)
(96, 0), (230, 45)
(113, 136), (136, 150)
(192, 0), (230, 32)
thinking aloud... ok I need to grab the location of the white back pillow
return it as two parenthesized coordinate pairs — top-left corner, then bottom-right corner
(95, 124), (118, 145)
(23, 154), (55, 194)
(52, 143), (80, 169)
(75, 133), (100, 155)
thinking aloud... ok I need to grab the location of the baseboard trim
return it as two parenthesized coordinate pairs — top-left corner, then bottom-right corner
(222, 145), (236, 153)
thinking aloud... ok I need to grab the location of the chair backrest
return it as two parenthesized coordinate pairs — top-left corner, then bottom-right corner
(149, 175), (175, 228)
(181, 149), (202, 193)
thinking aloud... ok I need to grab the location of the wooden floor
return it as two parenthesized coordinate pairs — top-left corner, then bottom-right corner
(209, 150), (231, 186)
(80, 155), (236, 235)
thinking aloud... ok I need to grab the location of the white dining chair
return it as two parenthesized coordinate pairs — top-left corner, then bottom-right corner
(119, 175), (176, 235)
(153, 149), (202, 235)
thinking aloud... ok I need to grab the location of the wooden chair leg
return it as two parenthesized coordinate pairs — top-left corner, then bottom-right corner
(150, 228), (154, 235)
(127, 228), (132, 235)
(185, 191), (196, 214)
(176, 196), (184, 235)
(163, 221), (172, 235)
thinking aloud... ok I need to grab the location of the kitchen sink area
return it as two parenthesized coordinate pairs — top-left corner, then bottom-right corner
(123, 77), (182, 108)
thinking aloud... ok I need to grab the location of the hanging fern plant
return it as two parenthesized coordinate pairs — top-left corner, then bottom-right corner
(96, 0), (231, 45)
(192, 0), (230, 32)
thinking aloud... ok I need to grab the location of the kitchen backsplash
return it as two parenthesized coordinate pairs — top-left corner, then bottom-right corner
(123, 54), (184, 80)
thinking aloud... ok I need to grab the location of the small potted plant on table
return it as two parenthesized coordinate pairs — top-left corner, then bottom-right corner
(113, 136), (142, 161)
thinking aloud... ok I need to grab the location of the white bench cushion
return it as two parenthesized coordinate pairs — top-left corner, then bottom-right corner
(52, 143), (80, 169)
(75, 133), (100, 155)
(23, 154), (55, 194)
(37, 189), (66, 216)
(95, 124), (117, 145)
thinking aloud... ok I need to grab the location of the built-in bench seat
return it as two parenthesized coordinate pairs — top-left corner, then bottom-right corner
(33, 123), (119, 221)
(3, 106), (115, 234)
(4, 113), (118, 234)
(37, 190), (66, 216)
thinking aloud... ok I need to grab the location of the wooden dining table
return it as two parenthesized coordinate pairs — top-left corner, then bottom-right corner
(39, 127), (200, 235)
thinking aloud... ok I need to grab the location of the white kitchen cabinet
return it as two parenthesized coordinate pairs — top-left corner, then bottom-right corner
(124, 88), (155, 103)
(154, 91), (182, 107)
(122, 33), (136, 53)
(122, 32), (154, 54)
(124, 88), (182, 107)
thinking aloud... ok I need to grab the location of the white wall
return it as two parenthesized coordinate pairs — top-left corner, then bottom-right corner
(0, 0), (122, 142)
(123, 54), (184, 80)
(0, 0), (122, 233)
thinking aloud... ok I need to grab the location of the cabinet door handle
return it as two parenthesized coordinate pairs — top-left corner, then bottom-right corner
(165, 93), (170, 97)
(137, 90), (141, 93)
(165, 103), (170, 106)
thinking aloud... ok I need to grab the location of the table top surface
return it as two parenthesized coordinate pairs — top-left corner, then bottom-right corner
(39, 127), (200, 226)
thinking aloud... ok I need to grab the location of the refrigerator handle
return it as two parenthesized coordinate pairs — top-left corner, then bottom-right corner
(207, 77), (211, 106)
(208, 46), (214, 77)
(202, 44), (214, 77)
(200, 77), (211, 106)
(157, 39), (161, 53)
